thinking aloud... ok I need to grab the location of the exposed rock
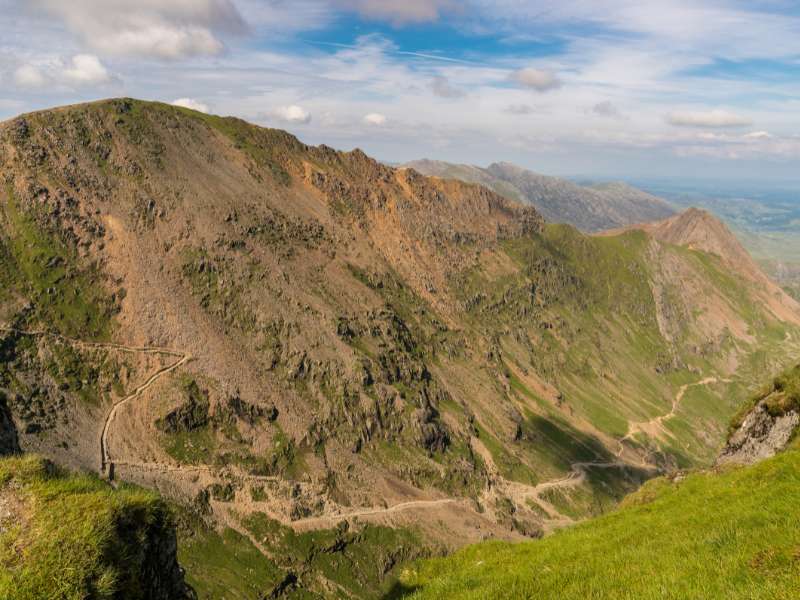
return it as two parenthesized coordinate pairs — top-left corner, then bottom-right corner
(0, 392), (20, 455)
(717, 401), (799, 466)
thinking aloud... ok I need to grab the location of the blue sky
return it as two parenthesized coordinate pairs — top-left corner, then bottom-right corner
(1, 0), (800, 180)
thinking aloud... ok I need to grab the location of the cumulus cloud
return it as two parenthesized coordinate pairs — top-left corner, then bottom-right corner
(363, 112), (387, 125)
(172, 98), (210, 113)
(63, 54), (112, 85)
(430, 75), (465, 99)
(666, 109), (752, 128)
(744, 130), (771, 140)
(510, 67), (561, 92)
(31, 0), (247, 60)
(13, 64), (47, 88)
(274, 105), (312, 124)
(12, 54), (114, 89)
(333, 0), (457, 25)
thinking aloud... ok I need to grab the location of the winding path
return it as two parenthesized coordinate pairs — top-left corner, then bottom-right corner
(291, 498), (462, 530)
(0, 324), (738, 533)
(619, 376), (729, 448)
(100, 352), (191, 473)
(0, 325), (190, 475)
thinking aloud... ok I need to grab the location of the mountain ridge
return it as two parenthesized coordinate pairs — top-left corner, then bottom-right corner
(404, 158), (676, 232)
(2, 98), (800, 597)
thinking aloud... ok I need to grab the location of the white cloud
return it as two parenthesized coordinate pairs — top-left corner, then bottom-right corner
(666, 109), (752, 129)
(274, 105), (312, 124)
(333, 0), (456, 25)
(63, 54), (112, 85)
(31, 0), (246, 60)
(505, 104), (537, 115)
(510, 68), (561, 92)
(431, 75), (465, 98)
(744, 130), (771, 140)
(11, 54), (113, 89)
(363, 112), (387, 125)
(13, 64), (47, 88)
(171, 98), (210, 113)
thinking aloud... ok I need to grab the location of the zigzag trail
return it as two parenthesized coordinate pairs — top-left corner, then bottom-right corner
(0, 325), (189, 474)
(100, 352), (191, 473)
(0, 325), (737, 532)
(618, 376), (731, 449)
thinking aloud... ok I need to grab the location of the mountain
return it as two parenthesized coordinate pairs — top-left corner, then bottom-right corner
(404, 159), (676, 232)
(1, 99), (799, 597)
(602, 207), (800, 324)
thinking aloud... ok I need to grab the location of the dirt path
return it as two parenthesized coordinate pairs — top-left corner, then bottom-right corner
(291, 498), (462, 530)
(0, 325), (735, 535)
(0, 325), (190, 474)
(99, 352), (191, 473)
(619, 376), (728, 449)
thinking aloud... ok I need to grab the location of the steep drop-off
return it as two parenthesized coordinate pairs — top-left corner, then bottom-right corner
(0, 454), (193, 600)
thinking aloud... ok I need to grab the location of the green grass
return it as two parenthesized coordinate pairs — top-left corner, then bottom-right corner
(399, 449), (800, 599)
(178, 525), (287, 600)
(1, 184), (115, 340)
(0, 455), (180, 600)
(241, 512), (432, 599)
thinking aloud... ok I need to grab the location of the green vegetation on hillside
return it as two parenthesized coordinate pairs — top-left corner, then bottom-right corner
(398, 449), (800, 599)
(178, 509), (435, 599)
(0, 455), (188, 600)
(0, 185), (115, 339)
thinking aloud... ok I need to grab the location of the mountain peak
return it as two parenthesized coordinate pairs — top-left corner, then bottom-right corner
(618, 207), (800, 322)
(644, 207), (750, 266)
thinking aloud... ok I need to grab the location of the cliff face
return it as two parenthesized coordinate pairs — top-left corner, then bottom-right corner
(0, 391), (19, 455)
(718, 364), (800, 466)
(0, 99), (799, 557)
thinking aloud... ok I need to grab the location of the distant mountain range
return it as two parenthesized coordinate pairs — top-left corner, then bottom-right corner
(404, 159), (676, 232)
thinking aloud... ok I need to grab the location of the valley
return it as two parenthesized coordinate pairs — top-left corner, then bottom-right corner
(1, 99), (799, 598)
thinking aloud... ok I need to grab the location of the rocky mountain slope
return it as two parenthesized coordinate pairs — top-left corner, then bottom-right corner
(1, 99), (799, 597)
(404, 159), (675, 232)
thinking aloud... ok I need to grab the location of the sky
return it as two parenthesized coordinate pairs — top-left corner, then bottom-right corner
(1, 0), (799, 181)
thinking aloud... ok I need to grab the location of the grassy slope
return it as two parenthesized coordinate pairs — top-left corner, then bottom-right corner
(0, 455), (179, 600)
(399, 448), (800, 599)
(178, 510), (435, 600)
(455, 222), (791, 481)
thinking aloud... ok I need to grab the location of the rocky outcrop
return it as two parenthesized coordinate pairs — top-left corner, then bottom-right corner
(717, 401), (799, 466)
(0, 391), (20, 455)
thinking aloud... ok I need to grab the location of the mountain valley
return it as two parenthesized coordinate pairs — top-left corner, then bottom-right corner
(1, 99), (799, 598)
